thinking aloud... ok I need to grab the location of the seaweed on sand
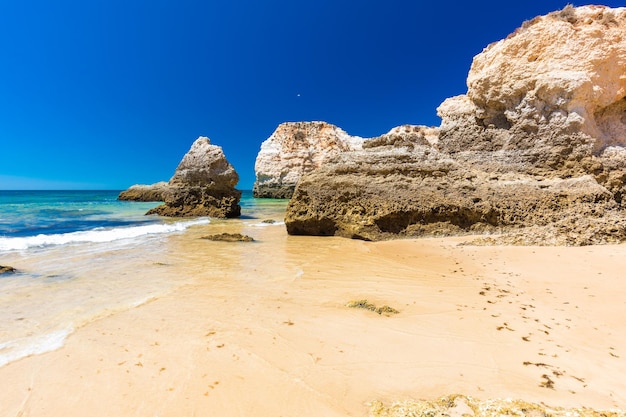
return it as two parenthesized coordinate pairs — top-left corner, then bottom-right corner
(346, 299), (399, 315)
(370, 394), (626, 417)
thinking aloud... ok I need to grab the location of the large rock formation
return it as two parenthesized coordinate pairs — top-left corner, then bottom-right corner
(285, 5), (626, 245)
(146, 137), (241, 218)
(437, 5), (626, 178)
(118, 182), (170, 202)
(253, 121), (364, 198)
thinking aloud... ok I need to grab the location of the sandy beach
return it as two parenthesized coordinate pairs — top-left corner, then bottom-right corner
(1, 220), (625, 417)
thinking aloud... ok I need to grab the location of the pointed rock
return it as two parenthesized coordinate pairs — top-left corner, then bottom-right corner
(147, 137), (241, 218)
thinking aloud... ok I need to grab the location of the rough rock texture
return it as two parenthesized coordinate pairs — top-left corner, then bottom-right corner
(286, 134), (622, 242)
(146, 137), (241, 218)
(118, 182), (169, 202)
(285, 6), (626, 244)
(438, 5), (626, 178)
(370, 394), (625, 417)
(200, 233), (254, 242)
(253, 121), (364, 198)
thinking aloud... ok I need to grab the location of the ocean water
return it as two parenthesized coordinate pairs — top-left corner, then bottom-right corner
(0, 190), (287, 368)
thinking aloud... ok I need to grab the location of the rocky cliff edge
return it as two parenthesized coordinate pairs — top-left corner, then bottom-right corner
(285, 5), (626, 245)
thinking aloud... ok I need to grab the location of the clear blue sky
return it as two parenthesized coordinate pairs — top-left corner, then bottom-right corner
(1, 1), (623, 190)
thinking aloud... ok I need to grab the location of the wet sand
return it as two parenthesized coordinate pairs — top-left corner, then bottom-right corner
(1, 221), (625, 417)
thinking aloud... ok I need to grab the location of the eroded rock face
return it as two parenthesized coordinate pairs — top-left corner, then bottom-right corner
(285, 6), (626, 244)
(253, 121), (364, 198)
(468, 6), (626, 150)
(286, 135), (619, 242)
(118, 182), (170, 202)
(438, 5), (626, 176)
(146, 137), (241, 218)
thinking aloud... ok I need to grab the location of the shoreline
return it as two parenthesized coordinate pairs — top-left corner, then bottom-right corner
(1, 224), (625, 416)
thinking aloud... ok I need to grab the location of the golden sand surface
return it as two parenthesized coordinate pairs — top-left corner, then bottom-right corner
(1, 219), (625, 417)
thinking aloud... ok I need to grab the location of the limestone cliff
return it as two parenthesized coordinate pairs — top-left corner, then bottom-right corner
(146, 137), (241, 218)
(285, 5), (626, 245)
(253, 121), (364, 198)
(438, 5), (626, 177)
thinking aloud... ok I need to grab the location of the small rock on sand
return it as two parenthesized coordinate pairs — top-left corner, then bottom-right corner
(0, 265), (17, 274)
(201, 233), (255, 242)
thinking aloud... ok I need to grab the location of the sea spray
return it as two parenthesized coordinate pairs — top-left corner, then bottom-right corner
(0, 218), (210, 251)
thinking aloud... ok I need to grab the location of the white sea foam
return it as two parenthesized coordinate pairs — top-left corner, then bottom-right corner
(0, 327), (72, 368)
(0, 218), (210, 251)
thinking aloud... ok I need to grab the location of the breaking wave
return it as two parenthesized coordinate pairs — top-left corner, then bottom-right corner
(0, 218), (210, 251)
(0, 328), (72, 368)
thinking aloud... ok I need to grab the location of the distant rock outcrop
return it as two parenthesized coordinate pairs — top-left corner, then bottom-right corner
(253, 121), (364, 198)
(285, 5), (626, 245)
(146, 137), (241, 218)
(118, 182), (169, 202)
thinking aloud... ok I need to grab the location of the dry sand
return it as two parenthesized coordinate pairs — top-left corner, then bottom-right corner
(1, 222), (625, 417)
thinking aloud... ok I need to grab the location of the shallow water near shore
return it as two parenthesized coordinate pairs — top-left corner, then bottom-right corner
(0, 190), (287, 368)
(1, 191), (625, 416)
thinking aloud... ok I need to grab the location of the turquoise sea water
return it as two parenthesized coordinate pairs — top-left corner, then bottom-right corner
(0, 190), (287, 368)
(0, 190), (162, 239)
(0, 190), (284, 248)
